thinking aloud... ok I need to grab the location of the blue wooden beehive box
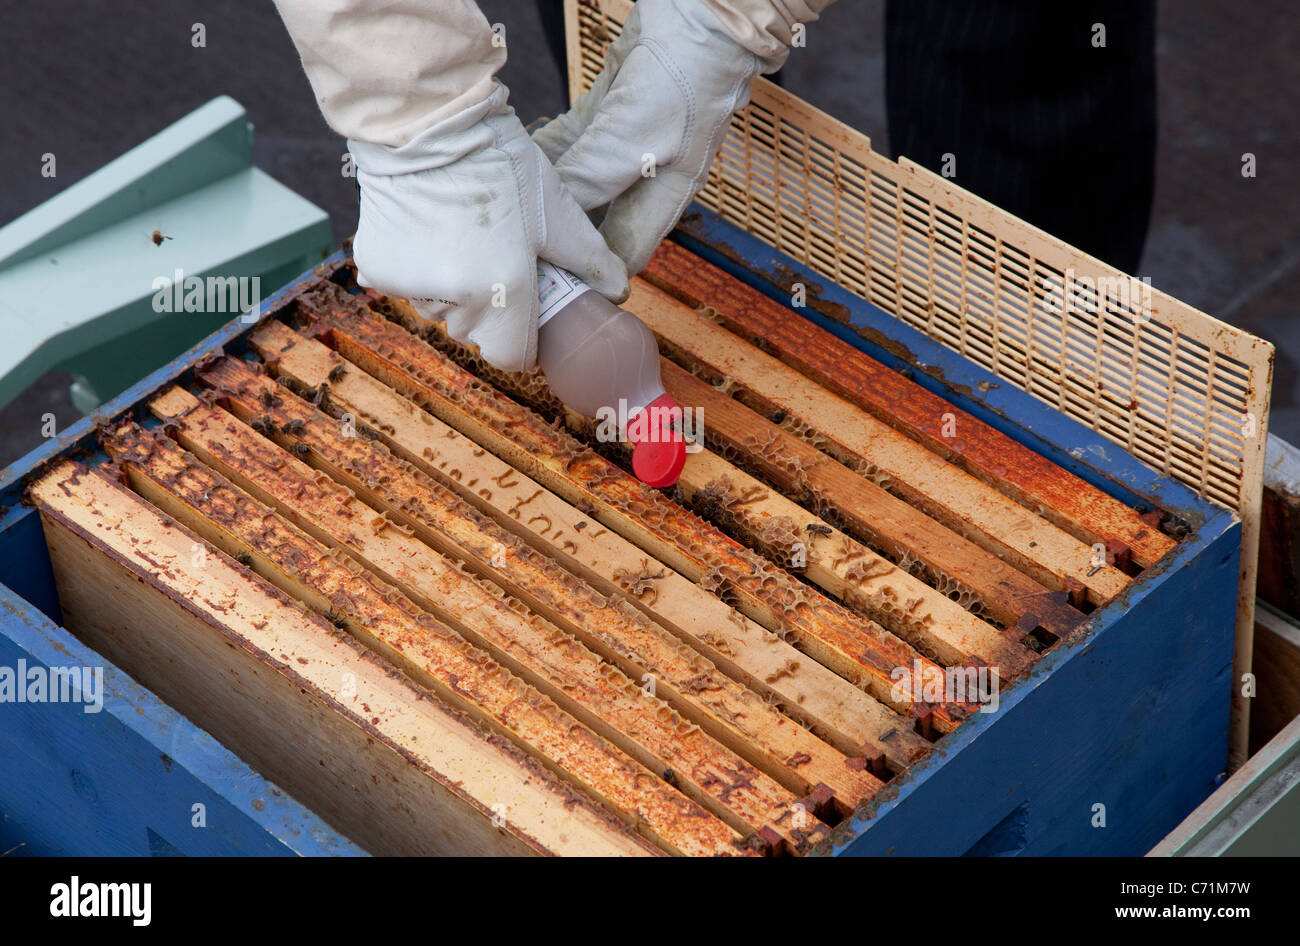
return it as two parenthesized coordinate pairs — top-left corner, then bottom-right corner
(0, 201), (1240, 856)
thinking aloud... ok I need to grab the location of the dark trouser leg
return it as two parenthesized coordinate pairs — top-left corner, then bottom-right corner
(885, 1), (1156, 273)
(535, 0), (569, 102)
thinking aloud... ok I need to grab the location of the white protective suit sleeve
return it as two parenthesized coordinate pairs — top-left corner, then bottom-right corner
(271, 0), (503, 148)
(271, 0), (836, 148)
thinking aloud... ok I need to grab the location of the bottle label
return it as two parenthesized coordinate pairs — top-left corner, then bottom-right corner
(536, 261), (589, 328)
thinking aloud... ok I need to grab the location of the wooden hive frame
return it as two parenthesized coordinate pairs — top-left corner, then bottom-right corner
(563, 0), (1275, 766)
(29, 220), (1213, 855)
(29, 461), (663, 857)
(25, 225), (1200, 853)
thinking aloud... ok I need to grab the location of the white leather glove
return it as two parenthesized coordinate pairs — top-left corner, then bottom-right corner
(348, 83), (629, 373)
(532, 0), (781, 276)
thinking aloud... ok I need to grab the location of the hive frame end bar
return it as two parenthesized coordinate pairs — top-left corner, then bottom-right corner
(0, 580), (363, 857)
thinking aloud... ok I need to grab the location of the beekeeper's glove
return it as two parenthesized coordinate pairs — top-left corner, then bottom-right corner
(534, 0), (801, 275)
(348, 83), (629, 373)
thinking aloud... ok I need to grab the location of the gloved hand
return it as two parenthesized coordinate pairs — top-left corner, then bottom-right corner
(348, 83), (629, 373)
(532, 0), (782, 276)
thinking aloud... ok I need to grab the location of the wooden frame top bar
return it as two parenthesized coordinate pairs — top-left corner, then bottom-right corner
(645, 240), (1177, 570)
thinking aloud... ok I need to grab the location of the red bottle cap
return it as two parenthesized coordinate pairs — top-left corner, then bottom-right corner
(627, 393), (687, 488)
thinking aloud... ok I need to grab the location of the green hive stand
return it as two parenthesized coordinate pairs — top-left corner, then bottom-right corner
(0, 95), (332, 413)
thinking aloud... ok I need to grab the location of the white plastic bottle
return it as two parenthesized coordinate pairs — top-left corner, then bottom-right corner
(536, 261), (686, 488)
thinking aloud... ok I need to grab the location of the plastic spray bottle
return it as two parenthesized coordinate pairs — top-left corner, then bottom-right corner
(535, 261), (687, 488)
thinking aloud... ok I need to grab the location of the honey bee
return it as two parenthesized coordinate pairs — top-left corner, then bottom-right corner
(150, 230), (172, 246)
